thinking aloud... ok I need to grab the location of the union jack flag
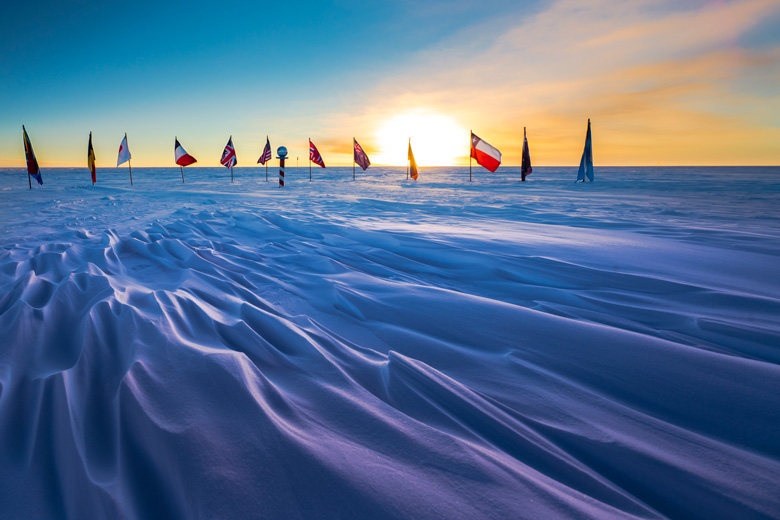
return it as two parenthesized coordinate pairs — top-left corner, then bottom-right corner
(309, 139), (325, 168)
(221, 136), (237, 168)
(353, 138), (370, 171)
(257, 136), (271, 165)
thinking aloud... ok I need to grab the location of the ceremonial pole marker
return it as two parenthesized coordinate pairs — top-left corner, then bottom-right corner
(277, 146), (288, 188)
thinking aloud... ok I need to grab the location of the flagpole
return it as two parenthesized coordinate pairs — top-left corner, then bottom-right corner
(309, 139), (312, 181)
(181, 165), (185, 183)
(129, 159), (133, 186)
(231, 166), (234, 183)
(28, 170), (31, 190)
(469, 130), (472, 182)
(353, 138), (356, 180)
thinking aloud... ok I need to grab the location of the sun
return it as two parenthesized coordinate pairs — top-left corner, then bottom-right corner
(373, 110), (467, 166)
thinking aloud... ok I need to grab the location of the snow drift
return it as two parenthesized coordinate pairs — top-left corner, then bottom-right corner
(1, 166), (778, 519)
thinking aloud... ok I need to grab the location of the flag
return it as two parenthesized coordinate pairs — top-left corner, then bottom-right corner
(117, 133), (131, 166)
(88, 132), (96, 184)
(175, 137), (197, 166)
(257, 136), (272, 165)
(353, 138), (370, 171)
(309, 139), (325, 168)
(221, 136), (237, 168)
(470, 132), (501, 172)
(576, 119), (594, 182)
(408, 139), (418, 180)
(521, 127), (532, 181)
(22, 125), (43, 185)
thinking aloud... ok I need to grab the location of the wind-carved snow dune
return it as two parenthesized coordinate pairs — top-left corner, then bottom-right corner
(0, 167), (779, 519)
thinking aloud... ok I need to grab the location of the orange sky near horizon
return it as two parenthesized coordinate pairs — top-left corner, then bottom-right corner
(1, 0), (779, 168)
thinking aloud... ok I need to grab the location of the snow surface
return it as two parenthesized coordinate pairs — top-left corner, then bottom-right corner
(1, 166), (779, 519)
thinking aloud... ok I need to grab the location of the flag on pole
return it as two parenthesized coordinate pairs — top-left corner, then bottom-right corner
(309, 139), (325, 168)
(576, 119), (594, 182)
(257, 136), (272, 165)
(117, 133), (131, 166)
(88, 132), (96, 184)
(353, 138), (370, 171)
(175, 138), (197, 166)
(470, 132), (501, 172)
(521, 127), (532, 181)
(221, 136), (237, 168)
(408, 139), (418, 180)
(22, 125), (43, 186)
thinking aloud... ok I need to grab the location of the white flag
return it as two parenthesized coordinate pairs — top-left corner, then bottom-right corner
(117, 133), (131, 166)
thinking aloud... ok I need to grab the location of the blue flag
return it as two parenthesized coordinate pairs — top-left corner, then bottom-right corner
(576, 119), (594, 182)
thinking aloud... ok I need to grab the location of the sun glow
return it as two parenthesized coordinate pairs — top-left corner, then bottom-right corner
(373, 111), (467, 166)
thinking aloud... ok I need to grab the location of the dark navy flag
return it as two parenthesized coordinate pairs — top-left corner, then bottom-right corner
(521, 127), (532, 181)
(353, 138), (370, 171)
(576, 119), (594, 182)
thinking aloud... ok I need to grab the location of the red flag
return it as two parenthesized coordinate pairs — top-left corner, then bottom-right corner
(309, 139), (325, 168)
(175, 138), (197, 166)
(470, 132), (501, 172)
(353, 138), (370, 171)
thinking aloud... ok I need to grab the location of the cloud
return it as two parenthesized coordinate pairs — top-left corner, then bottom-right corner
(334, 0), (780, 165)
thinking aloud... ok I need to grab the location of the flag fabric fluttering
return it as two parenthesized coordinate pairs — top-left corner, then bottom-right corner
(576, 119), (594, 182)
(22, 125), (43, 187)
(309, 139), (325, 168)
(221, 136), (237, 168)
(175, 138), (197, 166)
(353, 138), (370, 172)
(408, 139), (418, 181)
(88, 132), (96, 184)
(117, 133), (131, 166)
(470, 132), (501, 173)
(257, 136), (272, 165)
(521, 127), (532, 182)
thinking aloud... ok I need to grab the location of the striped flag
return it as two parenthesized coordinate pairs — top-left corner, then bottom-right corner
(88, 132), (96, 184)
(22, 125), (43, 186)
(470, 132), (501, 173)
(257, 136), (272, 165)
(353, 138), (370, 171)
(175, 138), (197, 166)
(221, 136), (237, 168)
(408, 139), (418, 180)
(309, 139), (325, 168)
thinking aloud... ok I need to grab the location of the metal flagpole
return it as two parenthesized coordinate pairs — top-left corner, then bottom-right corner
(129, 159), (133, 186)
(309, 139), (312, 181)
(231, 166), (233, 183)
(180, 165), (185, 183)
(407, 138), (410, 180)
(353, 139), (356, 180)
(469, 130), (472, 182)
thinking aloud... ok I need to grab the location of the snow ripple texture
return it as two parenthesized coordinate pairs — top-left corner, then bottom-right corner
(1, 167), (779, 519)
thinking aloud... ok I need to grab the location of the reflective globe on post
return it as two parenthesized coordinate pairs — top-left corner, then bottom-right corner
(276, 146), (288, 188)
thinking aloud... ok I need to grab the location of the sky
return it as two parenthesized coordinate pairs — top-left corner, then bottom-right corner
(1, 0), (779, 167)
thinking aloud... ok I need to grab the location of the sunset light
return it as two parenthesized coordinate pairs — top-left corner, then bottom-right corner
(372, 111), (467, 166)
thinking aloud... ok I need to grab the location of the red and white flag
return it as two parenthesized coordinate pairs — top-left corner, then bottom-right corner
(257, 136), (272, 165)
(175, 138), (197, 166)
(117, 133), (131, 166)
(221, 136), (237, 168)
(470, 132), (501, 172)
(309, 139), (325, 168)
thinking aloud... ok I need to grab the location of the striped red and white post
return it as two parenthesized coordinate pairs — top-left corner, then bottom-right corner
(277, 146), (288, 188)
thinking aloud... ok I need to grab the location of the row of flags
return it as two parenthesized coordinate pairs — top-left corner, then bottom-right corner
(20, 121), (595, 188)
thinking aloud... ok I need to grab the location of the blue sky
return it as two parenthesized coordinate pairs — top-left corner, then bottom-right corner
(2, 0), (779, 166)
